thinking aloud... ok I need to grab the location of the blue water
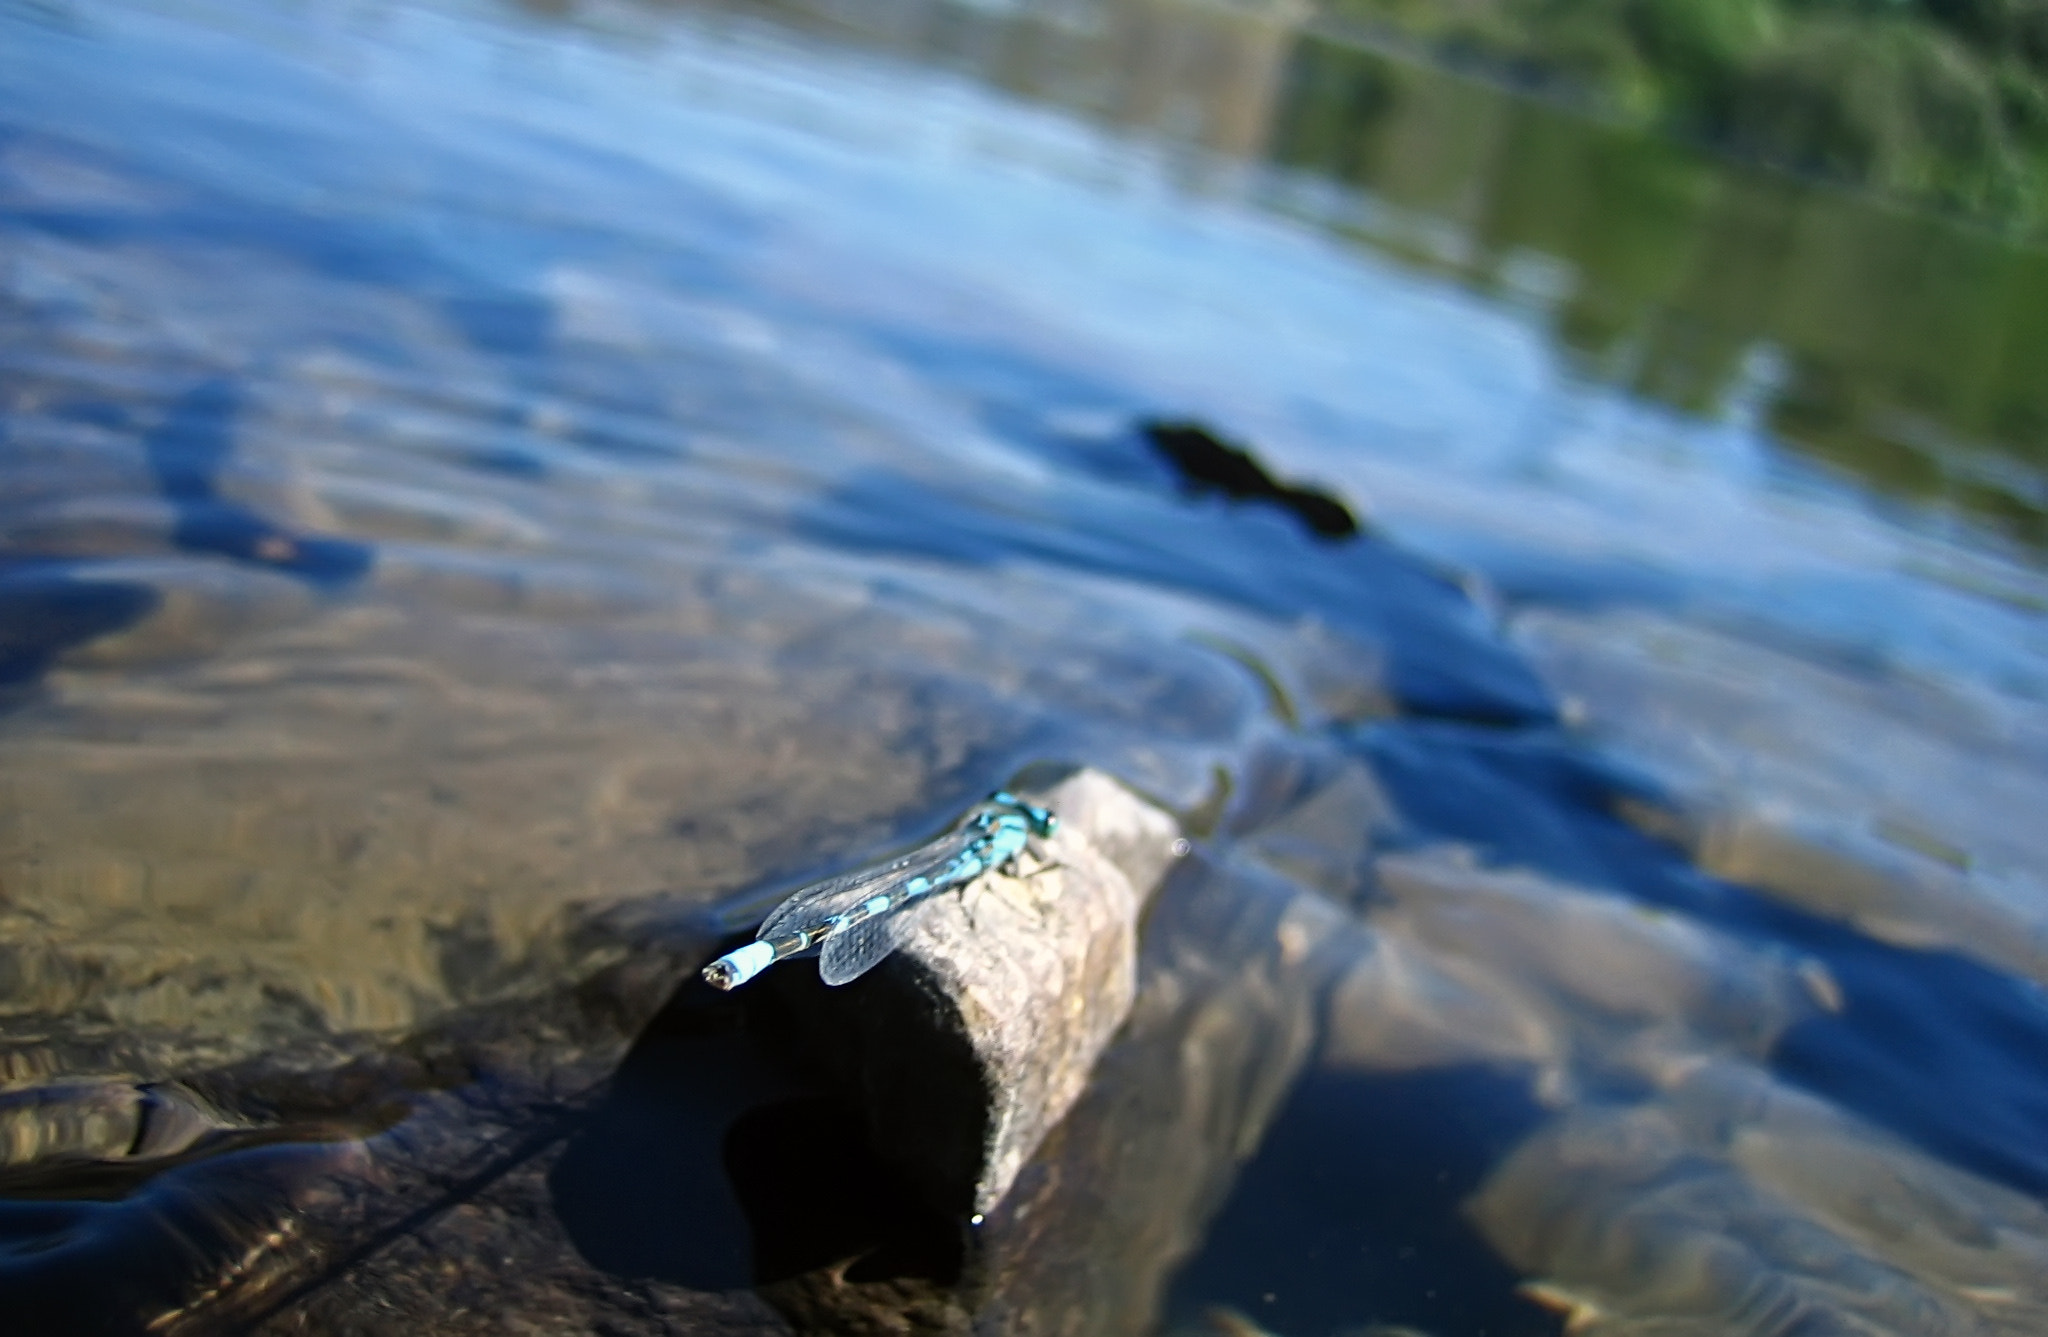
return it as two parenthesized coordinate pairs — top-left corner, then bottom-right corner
(4, 0), (2048, 1331)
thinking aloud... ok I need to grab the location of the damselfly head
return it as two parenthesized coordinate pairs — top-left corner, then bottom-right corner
(987, 790), (1057, 838)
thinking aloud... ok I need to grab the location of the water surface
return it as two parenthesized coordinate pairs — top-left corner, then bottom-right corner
(3, 0), (2048, 1331)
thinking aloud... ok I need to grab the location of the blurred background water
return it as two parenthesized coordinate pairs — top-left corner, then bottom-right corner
(3, 0), (2048, 1330)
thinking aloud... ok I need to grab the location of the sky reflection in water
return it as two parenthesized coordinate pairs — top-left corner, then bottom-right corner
(1, 0), (2047, 1331)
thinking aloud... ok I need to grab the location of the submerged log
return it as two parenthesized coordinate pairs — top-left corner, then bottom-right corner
(763, 767), (1184, 1221)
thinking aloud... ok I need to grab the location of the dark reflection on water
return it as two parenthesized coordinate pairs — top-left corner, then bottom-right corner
(1167, 1065), (1555, 1337)
(1776, 942), (2048, 1203)
(1355, 716), (2048, 1203)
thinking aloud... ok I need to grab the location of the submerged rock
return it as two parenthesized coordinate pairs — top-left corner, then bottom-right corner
(1469, 1059), (2048, 1336)
(1141, 419), (1362, 542)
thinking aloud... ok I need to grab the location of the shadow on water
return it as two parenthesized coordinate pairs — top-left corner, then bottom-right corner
(1351, 718), (2048, 1203)
(1166, 1065), (1558, 1337)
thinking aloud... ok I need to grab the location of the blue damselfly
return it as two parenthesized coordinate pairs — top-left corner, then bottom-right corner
(701, 791), (1058, 990)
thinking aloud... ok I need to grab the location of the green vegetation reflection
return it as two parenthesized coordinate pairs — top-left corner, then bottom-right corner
(1322, 0), (2048, 230)
(1270, 36), (2048, 549)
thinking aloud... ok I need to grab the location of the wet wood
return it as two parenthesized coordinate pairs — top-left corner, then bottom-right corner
(767, 767), (1184, 1221)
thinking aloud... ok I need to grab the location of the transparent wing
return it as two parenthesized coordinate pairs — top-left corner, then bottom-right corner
(819, 895), (930, 985)
(758, 824), (977, 941)
(757, 862), (910, 940)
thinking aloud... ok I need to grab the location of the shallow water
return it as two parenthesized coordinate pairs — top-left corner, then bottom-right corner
(3, 0), (2048, 1330)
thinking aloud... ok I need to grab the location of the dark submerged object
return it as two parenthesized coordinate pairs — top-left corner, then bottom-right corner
(0, 560), (159, 694)
(1142, 418), (1362, 541)
(144, 379), (374, 589)
(0, 375), (374, 710)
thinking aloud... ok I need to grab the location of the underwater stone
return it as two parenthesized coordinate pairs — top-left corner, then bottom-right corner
(768, 767), (1182, 1220)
